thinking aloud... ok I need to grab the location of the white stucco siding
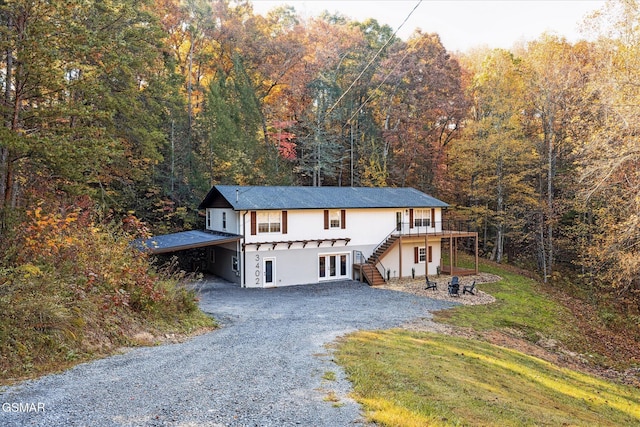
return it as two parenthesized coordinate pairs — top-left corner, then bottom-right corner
(272, 209), (325, 242)
(379, 238), (443, 279)
(430, 243), (442, 275)
(242, 244), (378, 288)
(222, 207), (442, 246)
(206, 208), (238, 233)
(242, 208), (406, 246)
(241, 239), (443, 287)
(343, 208), (400, 245)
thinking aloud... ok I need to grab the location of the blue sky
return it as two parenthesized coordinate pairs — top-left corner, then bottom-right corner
(251, 0), (607, 52)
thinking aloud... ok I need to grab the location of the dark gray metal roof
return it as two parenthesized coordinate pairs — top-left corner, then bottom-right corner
(199, 185), (449, 210)
(133, 230), (240, 254)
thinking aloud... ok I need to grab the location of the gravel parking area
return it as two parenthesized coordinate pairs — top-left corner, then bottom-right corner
(1, 279), (457, 426)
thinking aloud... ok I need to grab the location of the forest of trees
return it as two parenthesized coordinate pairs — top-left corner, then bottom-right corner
(1, 0), (639, 311)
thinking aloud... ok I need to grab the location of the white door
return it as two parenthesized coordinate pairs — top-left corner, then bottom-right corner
(263, 257), (275, 287)
(318, 253), (350, 280)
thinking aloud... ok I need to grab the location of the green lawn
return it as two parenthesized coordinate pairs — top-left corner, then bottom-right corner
(336, 330), (640, 426)
(334, 263), (640, 426)
(433, 263), (579, 344)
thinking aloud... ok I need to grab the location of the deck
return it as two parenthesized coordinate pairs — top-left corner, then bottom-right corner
(353, 221), (480, 284)
(439, 265), (477, 277)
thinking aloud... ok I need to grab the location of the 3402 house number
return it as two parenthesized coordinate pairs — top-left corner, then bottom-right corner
(255, 254), (260, 285)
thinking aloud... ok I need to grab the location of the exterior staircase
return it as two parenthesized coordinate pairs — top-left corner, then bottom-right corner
(359, 234), (400, 286)
(367, 235), (399, 264)
(360, 263), (386, 286)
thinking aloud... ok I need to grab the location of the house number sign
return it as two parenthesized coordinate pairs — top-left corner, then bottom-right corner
(255, 254), (260, 285)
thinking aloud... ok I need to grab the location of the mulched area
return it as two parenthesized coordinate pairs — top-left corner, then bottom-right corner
(376, 273), (499, 306)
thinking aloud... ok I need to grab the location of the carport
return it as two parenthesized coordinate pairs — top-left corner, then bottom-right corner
(134, 230), (241, 274)
(136, 230), (240, 254)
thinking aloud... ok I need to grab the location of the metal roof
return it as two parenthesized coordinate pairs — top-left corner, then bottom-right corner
(133, 230), (240, 254)
(199, 186), (449, 211)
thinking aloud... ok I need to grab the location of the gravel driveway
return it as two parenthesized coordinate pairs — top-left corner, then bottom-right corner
(1, 279), (456, 426)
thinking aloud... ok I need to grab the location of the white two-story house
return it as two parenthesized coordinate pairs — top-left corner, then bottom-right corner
(195, 185), (459, 288)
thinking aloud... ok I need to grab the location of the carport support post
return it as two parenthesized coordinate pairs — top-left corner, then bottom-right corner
(242, 211), (248, 287)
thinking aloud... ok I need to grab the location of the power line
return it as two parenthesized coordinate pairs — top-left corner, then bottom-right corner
(324, 0), (422, 118)
(344, 49), (411, 126)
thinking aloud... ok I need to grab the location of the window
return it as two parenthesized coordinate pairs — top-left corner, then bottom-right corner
(206, 210), (212, 229)
(414, 246), (432, 264)
(324, 209), (346, 229)
(418, 247), (427, 263)
(329, 210), (341, 228)
(414, 209), (431, 227)
(319, 253), (349, 280)
(257, 211), (281, 233)
(222, 212), (227, 230)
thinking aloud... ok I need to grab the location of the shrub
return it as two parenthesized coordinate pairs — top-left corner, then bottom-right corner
(0, 199), (212, 383)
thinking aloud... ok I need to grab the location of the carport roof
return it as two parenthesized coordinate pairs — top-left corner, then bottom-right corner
(133, 230), (240, 254)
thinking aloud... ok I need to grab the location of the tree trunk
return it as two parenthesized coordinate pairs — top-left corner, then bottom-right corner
(546, 110), (556, 282)
(546, 122), (555, 280)
(538, 212), (548, 282)
(494, 223), (504, 263)
(187, 31), (194, 172)
(0, 13), (12, 214)
(492, 157), (505, 263)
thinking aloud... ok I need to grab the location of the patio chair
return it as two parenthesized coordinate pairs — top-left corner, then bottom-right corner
(463, 281), (476, 295)
(448, 276), (460, 297)
(425, 277), (437, 290)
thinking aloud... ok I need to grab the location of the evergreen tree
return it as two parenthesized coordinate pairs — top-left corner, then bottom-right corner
(196, 54), (265, 185)
(0, 0), (175, 228)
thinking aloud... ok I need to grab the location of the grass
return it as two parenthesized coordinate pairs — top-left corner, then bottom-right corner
(322, 370), (337, 381)
(334, 261), (640, 426)
(336, 330), (640, 426)
(433, 262), (579, 344)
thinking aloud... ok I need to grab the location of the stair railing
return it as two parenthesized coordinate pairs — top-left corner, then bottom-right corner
(375, 259), (387, 282)
(370, 227), (400, 260)
(369, 231), (396, 283)
(354, 250), (388, 284)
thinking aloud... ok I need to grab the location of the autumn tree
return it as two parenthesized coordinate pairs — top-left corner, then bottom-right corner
(374, 31), (467, 194)
(293, 13), (373, 186)
(451, 49), (537, 262)
(229, 3), (308, 183)
(577, 0), (640, 304)
(519, 34), (597, 281)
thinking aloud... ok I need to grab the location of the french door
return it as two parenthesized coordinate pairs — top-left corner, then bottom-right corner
(319, 253), (349, 280)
